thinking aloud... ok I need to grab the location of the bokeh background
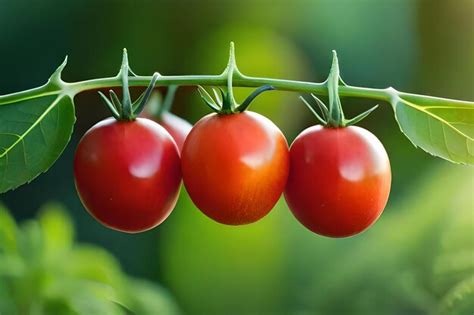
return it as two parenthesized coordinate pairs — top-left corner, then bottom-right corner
(1, 0), (473, 314)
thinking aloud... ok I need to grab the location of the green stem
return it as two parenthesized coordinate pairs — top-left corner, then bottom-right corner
(1, 72), (472, 109)
(224, 43), (236, 112)
(64, 75), (388, 100)
(326, 50), (345, 127)
(119, 49), (133, 119)
(159, 85), (178, 115)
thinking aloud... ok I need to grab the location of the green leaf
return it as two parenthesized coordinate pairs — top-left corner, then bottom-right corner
(434, 251), (474, 291)
(44, 279), (127, 315)
(68, 245), (125, 287)
(437, 276), (474, 315)
(0, 254), (24, 276)
(0, 58), (75, 193)
(17, 220), (44, 263)
(391, 92), (474, 165)
(0, 204), (17, 253)
(126, 279), (181, 315)
(38, 203), (74, 257)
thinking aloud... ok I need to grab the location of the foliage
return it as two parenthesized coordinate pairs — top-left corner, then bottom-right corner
(0, 59), (75, 194)
(0, 203), (180, 315)
(391, 92), (474, 165)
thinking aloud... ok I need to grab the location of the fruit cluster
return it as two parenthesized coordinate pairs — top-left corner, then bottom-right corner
(73, 50), (391, 238)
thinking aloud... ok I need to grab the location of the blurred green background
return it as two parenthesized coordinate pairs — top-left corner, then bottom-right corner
(0, 0), (473, 314)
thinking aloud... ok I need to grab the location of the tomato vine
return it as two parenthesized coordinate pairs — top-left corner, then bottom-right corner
(0, 42), (472, 194)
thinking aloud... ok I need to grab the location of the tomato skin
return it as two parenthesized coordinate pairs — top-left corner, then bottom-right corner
(284, 125), (391, 237)
(74, 117), (181, 233)
(156, 112), (192, 153)
(142, 111), (192, 153)
(181, 111), (289, 225)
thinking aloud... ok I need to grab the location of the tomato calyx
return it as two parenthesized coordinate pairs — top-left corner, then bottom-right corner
(98, 49), (160, 121)
(301, 51), (379, 128)
(197, 42), (275, 114)
(198, 84), (274, 115)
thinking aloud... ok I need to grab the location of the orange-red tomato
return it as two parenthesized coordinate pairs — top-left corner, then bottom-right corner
(74, 118), (181, 233)
(284, 125), (391, 237)
(181, 112), (289, 225)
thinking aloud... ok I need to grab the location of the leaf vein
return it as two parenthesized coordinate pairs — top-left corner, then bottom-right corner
(1, 152), (8, 189)
(21, 138), (27, 170)
(38, 121), (48, 147)
(0, 95), (64, 159)
(441, 124), (455, 161)
(400, 98), (473, 141)
(423, 106), (474, 110)
(0, 133), (21, 139)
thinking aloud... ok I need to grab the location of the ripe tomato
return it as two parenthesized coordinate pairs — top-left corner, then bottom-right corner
(181, 111), (289, 225)
(145, 112), (192, 153)
(74, 117), (181, 233)
(284, 125), (391, 237)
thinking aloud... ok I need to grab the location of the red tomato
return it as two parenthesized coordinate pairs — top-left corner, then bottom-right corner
(284, 125), (391, 237)
(181, 111), (289, 225)
(74, 117), (181, 233)
(155, 112), (192, 153)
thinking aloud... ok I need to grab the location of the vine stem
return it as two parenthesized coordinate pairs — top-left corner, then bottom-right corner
(65, 74), (389, 100)
(1, 71), (473, 108)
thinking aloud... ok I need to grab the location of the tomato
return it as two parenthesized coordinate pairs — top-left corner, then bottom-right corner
(143, 111), (192, 153)
(181, 111), (289, 225)
(74, 117), (181, 233)
(284, 125), (391, 237)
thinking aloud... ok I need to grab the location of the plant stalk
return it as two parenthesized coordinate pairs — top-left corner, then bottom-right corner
(1, 73), (473, 109)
